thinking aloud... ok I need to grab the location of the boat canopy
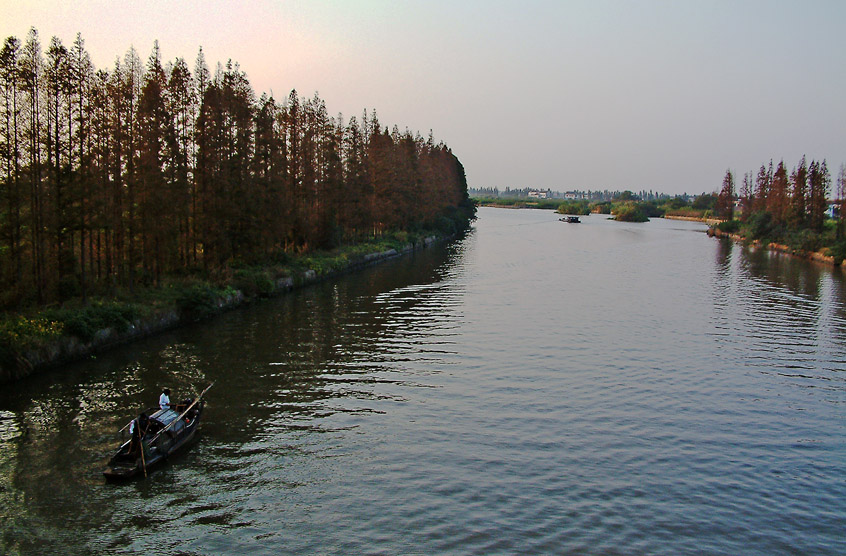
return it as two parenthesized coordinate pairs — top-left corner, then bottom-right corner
(149, 408), (187, 435)
(151, 408), (179, 424)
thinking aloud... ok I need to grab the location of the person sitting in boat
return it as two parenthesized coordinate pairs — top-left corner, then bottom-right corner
(180, 398), (197, 421)
(159, 388), (171, 410)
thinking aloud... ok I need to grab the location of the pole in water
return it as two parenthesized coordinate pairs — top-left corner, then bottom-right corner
(137, 422), (148, 478)
(140, 438), (147, 478)
(136, 418), (149, 478)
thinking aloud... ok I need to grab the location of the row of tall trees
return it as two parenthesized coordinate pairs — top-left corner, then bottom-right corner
(0, 29), (471, 308)
(716, 157), (842, 234)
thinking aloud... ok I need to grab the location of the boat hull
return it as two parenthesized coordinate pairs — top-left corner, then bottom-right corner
(103, 401), (204, 480)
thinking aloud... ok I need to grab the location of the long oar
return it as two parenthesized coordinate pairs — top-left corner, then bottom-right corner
(148, 383), (214, 446)
(139, 432), (148, 477)
(127, 418), (149, 477)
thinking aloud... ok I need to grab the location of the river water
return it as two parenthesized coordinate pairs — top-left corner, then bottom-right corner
(2, 206), (845, 555)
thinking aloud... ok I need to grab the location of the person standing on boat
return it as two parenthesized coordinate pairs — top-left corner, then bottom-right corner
(159, 388), (171, 410)
(128, 412), (148, 436)
(128, 412), (148, 454)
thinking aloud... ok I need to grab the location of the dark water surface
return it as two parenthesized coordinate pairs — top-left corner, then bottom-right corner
(2, 207), (845, 555)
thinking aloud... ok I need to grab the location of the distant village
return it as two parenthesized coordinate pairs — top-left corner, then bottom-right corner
(468, 187), (695, 203)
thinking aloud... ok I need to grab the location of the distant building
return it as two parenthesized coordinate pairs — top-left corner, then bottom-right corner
(528, 190), (548, 199)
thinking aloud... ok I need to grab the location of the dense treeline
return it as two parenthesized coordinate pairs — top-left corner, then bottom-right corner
(714, 158), (846, 259)
(716, 157), (840, 231)
(0, 29), (472, 309)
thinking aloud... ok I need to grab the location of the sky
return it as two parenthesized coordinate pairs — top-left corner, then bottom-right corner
(3, 0), (845, 195)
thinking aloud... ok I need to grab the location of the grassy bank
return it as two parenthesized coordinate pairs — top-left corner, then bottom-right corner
(0, 229), (459, 382)
(708, 218), (846, 266)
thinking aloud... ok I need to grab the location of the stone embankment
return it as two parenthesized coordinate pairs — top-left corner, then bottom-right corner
(2, 236), (440, 382)
(707, 227), (844, 267)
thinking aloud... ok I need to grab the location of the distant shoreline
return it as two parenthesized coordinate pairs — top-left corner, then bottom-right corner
(479, 206), (720, 223)
(476, 202), (554, 209)
(664, 215), (722, 225)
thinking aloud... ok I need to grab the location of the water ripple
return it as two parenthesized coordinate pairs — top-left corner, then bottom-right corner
(3, 210), (846, 555)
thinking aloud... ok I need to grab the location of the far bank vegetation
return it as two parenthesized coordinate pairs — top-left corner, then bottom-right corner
(472, 190), (721, 223)
(710, 157), (846, 264)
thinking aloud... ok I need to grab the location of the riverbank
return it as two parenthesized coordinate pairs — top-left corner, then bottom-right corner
(665, 214), (722, 225)
(475, 201), (558, 210)
(0, 234), (450, 383)
(707, 226), (846, 267)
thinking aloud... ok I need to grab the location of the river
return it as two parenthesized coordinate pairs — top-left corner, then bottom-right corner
(2, 206), (845, 555)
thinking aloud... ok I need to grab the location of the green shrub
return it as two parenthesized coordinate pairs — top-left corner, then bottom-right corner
(0, 315), (64, 368)
(393, 230), (409, 244)
(534, 199), (561, 210)
(692, 193), (718, 211)
(40, 302), (140, 342)
(233, 269), (275, 298)
(556, 201), (590, 215)
(745, 211), (774, 241)
(717, 220), (741, 234)
(664, 197), (689, 210)
(788, 229), (822, 253)
(434, 215), (457, 235)
(665, 207), (707, 219)
(0, 316), (64, 351)
(176, 284), (220, 320)
(829, 240), (846, 265)
(61, 312), (97, 342)
(89, 303), (138, 331)
(613, 204), (648, 222)
(642, 202), (665, 218)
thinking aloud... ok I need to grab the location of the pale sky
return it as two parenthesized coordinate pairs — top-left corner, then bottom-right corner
(3, 0), (845, 195)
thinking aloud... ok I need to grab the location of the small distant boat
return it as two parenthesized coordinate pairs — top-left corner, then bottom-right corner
(559, 216), (581, 223)
(103, 384), (212, 480)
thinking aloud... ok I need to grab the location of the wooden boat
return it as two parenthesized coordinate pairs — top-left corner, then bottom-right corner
(103, 384), (212, 480)
(559, 216), (581, 223)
